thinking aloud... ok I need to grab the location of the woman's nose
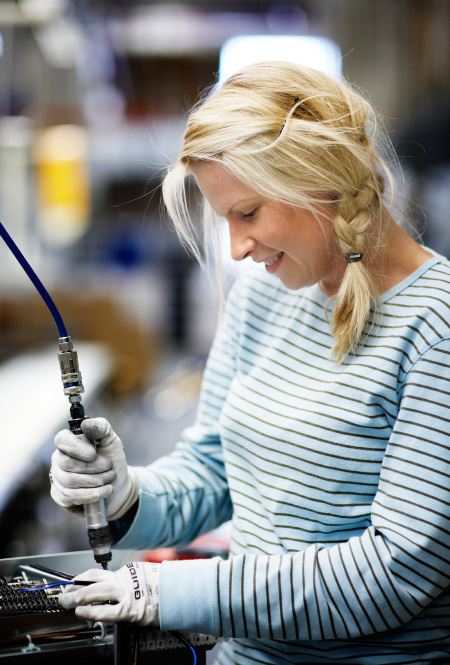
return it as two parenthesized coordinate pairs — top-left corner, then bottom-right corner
(229, 221), (256, 261)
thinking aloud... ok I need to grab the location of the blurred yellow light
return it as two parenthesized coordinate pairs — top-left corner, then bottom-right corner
(34, 125), (91, 247)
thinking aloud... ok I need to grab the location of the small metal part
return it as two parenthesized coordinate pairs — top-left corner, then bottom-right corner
(93, 622), (108, 640)
(21, 635), (41, 653)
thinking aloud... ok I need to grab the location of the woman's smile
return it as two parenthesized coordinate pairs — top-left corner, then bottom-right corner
(261, 251), (284, 272)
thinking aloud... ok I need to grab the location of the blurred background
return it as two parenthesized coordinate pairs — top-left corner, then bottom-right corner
(1, 0), (450, 562)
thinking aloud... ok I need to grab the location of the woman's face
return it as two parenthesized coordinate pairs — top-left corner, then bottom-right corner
(194, 162), (345, 295)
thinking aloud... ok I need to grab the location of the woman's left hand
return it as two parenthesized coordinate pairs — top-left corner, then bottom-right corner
(59, 561), (160, 626)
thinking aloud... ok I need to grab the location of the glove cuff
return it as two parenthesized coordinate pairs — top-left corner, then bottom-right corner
(107, 468), (139, 520)
(140, 561), (160, 627)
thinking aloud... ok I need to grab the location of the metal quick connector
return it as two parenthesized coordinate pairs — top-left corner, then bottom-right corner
(58, 336), (85, 397)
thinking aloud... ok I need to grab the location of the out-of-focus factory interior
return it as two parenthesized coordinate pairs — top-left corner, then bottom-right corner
(1, 0), (450, 594)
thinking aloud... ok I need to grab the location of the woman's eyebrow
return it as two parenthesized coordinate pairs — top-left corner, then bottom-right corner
(227, 198), (260, 215)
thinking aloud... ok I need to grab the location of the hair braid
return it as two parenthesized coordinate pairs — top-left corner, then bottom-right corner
(331, 173), (385, 361)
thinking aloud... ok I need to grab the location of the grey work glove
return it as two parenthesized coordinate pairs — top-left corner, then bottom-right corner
(50, 417), (139, 520)
(59, 561), (160, 626)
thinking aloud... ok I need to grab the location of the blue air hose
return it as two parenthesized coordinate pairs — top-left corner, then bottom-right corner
(0, 221), (68, 338)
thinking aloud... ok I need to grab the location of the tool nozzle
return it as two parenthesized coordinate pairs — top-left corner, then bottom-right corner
(85, 502), (113, 569)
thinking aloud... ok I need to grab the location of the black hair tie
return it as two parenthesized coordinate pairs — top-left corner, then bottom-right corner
(345, 252), (363, 263)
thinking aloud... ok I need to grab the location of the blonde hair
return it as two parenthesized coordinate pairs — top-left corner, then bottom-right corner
(162, 61), (396, 362)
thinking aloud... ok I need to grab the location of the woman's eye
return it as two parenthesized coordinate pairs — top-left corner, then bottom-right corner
(243, 208), (258, 219)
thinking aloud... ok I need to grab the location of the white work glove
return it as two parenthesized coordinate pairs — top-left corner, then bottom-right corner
(59, 561), (160, 626)
(50, 417), (139, 520)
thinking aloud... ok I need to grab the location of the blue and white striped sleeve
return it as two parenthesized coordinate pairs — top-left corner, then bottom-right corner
(159, 338), (450, 640)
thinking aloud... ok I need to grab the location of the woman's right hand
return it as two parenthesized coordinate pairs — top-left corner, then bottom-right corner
(50, 417), (139, 520)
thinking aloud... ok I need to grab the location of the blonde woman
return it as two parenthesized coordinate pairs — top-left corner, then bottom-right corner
(52, 63), (450, 664)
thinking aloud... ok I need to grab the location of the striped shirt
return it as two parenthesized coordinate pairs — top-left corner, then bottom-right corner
(118, 253), (450, 664)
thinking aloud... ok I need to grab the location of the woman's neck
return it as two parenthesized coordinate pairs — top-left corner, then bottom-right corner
(371, 215), (433, 295)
